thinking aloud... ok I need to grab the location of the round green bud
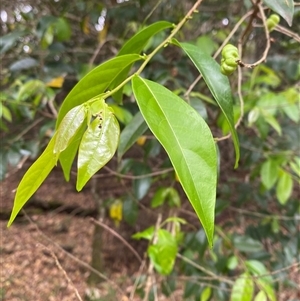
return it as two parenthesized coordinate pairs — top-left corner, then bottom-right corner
(266, 14), (280, 32)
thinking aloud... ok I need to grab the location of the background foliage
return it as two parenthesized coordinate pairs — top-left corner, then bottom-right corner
(1, 0), (299, 300)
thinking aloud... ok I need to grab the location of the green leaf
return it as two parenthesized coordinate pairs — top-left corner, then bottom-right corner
(109, 104), (133, 125)
(201, 287), (212, 301)
(254, 290), (267, 301)
(148, 229), (177, 275)
(10, 57), (39, 72)
(175, 40), (240, 167)
(264, 114), (282, 135)
(282, 103), (300, 123)
(231, 273), (254, 301)
(1, 105), (12, 122)
(290, 157), (300, 177)
(233, 236), (263, 253)
(260, 159), (279, 189)
(76, 106), (120, 191)
(112, 21), (173, 103)
(263, 0), (294, 26)
(117, 111), (148, 161)
(245, 260), (273, 284)
(118, 21), (173, 56)
(256, 279), (277, 301)
(132, 76), (217, 247)
(54, 17), (71, 41)
(132, 226), (155, 240)
(123, 197), (138, 226)
(276, 170), (293, 204)
(54, 105), (86, 158)
(227, 256), (238, 270)
(8, 136), (57, 226)
(56, 54), (141, 127)
(59, 124), (87, 181)
(151, 187), (170, 208)
(0, 30), (28, 54)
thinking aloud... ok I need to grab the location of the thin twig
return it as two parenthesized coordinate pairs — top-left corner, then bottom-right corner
(90, 218), (143, 263)
(275, 24), (300, 43)
(238, 3), (271, 68)
(22, 211), (125, 296)
(143, 0), (164, 25)
(143, 213), (162, 301)
(129, 260), (147, 300)
(8, 117), (44, 144)
(38, 244), (83, 301)
(101, 166), (174, 180)
(228, 207), (300, 221)
(177, 253), (234, 285)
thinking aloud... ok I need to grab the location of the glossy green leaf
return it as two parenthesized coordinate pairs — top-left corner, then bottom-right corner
(59, 123), (86, 181)
(111, 21), (173, 103)
(231, 273), (254, 301)
(8, 136), (57, 226)
(260, 159), (279, 189)
(151, 187), (170, 208)
(148, 229), (178, 275)
(263, 0), (294, 26)
(117, 111), (148, 161)
(276, 170), (293, 204)
(118, 21), (173, 56)
(76, 106), (120, 191)
(54, 105), (86, 158)
(56, 54), (141, 126)
(175, 40), (240, 167)
(132, 76), (217, 246)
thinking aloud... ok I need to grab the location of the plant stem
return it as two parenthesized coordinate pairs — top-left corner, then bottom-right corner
(103, 0), (204, 100)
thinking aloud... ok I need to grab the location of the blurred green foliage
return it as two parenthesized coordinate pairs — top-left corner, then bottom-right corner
(1, 0), (299, 300)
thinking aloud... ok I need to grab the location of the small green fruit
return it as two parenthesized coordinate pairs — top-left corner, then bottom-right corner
(266, 14), (280, 32)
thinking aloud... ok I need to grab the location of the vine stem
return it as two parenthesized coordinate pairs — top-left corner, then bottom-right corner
(103, 0), (204, 100)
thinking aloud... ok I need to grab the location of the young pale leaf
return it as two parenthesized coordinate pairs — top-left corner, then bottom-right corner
(8, 136), (57, 226)
(54, 105), (86, 157)
(56, 54), (141, 126)
(276, 170), (293, 204)
(117, 111), (148, 161)
(254, 290), (267, 301)
(76, 107), (120, 191)
(112, 21), (173, 103)
(175, 40), (240, 168)
(59, 124), (86, 181)
(201, 287), (212, 301)
(231, 273), (254, 301)
(260, 159), (279, 189)
(132, 76), (217, 246)
(263, 0), (294, 26)
(148, 229), (177, 275)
